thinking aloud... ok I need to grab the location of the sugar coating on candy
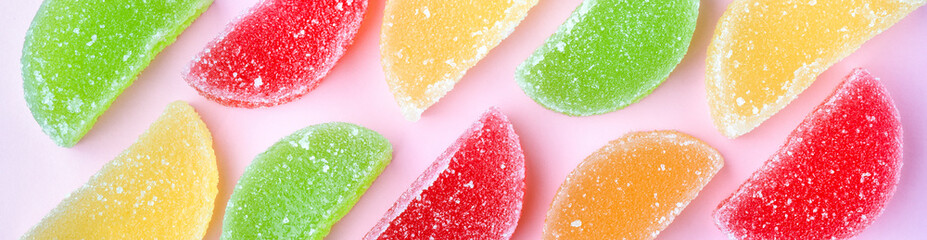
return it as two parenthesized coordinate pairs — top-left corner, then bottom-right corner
(516, 0), (699, 116)
(185, 0), (367, 108)
(381, 0), (538, 121)
(706, 0), (924, 138)
(22, 101), (218, 239)
(365, 108), (525, 239)
(22, 0), (212, 147)
(222, 122), (392, 239)
(544, 130), (723, 239)
(714, 69), (903, 240)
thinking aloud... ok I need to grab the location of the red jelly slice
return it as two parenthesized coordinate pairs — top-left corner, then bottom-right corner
(365, 108), (526, 239)
(184, 0), (367, 107)
(714, 68), (904, 239)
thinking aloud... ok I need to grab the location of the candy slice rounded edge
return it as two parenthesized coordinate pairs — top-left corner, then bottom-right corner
(713, 68), (903, 239)
(543, 130), (723, 239)
(365, 107), (526, 239)
(515, 0), (700, 116)
(221, 122), (392, 239)
(380, 1), (539, 121)
(184, 0), (369, 108)
(705, 0), (924, 138)
(22, 0), (213, 147)
(22, 101), (218, 239)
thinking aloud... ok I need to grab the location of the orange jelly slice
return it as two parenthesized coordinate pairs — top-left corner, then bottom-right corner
(22, 101), (218, 239)
(381, 0), (538, 121)
(543, 130), (723, 239)
(706, 0), (924, 138)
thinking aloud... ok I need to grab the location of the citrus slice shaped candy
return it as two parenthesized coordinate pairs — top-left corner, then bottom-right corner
(222, 122), (392, 239)
(517, 0), (699, 116)
(22, 101), (218, 239)
(366, 108), (525, 239)
(714, 69), (904, 239)
(381, 0), (538, 121)
(185, 0), (368, 108)
(706, 0), (923, 138)
(23, 0), (212, 146)
(544, 130), (723, 239)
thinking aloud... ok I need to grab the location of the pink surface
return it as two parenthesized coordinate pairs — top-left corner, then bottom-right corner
(0, 0), (924, 239)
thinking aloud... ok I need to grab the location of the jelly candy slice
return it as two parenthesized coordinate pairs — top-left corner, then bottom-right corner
(714, 69), (903, 239)
(365, 108), (525, 239)
(222, 122), (392, 239)
(22, 101), (218, 239)
(381, 0), (538, 121)
(706, 0), (924, 138)
(544, 130), (723, 239)
(23, 0), (212, 147)
(185, 0), (367, 108)
(516, 0), (699, 116)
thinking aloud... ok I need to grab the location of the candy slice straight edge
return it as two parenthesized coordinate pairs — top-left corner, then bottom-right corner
(22, 101), (218, 239)
(705, 0), (924, 138)
(22, 0), (213, 147)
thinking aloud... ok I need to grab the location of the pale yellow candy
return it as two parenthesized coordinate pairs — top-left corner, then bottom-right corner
(706, 0), (924, 138)
(22, 101), (218, 239)
(381, 0), (538, 121)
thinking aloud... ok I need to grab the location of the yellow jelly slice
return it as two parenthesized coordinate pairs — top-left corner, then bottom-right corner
(706, 0), (924, 138)
(543, 131), (723, 239)
(22, 101), (218, 239)
(381, 0), (538, 121)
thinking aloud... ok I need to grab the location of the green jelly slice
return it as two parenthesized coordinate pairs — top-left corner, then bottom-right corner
(22, 0), (213, 147)
(222, 122), (393, 239)
(516, 0), (699, 116)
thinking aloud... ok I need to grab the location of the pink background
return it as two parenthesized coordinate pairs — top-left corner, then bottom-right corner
(1, 0), (925, 239)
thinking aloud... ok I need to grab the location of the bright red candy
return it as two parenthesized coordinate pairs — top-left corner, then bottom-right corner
(184, 0), (367, 107)
(714, 68), (904, 239)
(365, 108), (526, 239)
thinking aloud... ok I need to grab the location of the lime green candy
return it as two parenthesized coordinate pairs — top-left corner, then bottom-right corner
(516, 0), (699, 116)
(222, 122), (393, 239)
(22, 0), (212, 147)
